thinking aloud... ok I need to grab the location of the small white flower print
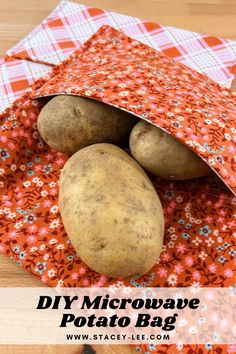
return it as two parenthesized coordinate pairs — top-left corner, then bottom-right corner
(199, 251), (207, 260)
(33, 131), (39, 139)
(119, 91), (129, 97)
(176, 196), (183, 203)
(50, 205), (59, 214)
(32, 177), (40, 183)
(224, 133), (231, 141)
(192, 237), (202, 246)
(161, 244), (167, 252)
(30, 246), (38, 252)
(40, 190), (48, 197)
(23, 181), (31, 188)
(44, 254), (49, 261)
(56, 279), (64, 288)
(7, 212), (16, 219)
(3, 208), (10, 214)
(167, 273), (178, 286)
(118, 83), (126, 88)
(171, 234), (177, 241)
(186, 140), (194, 147)
(168, 241), (175, 248)
(49, 219), (60, 229)
(205, 237), (214, 246)
(56, 244), (65, 250)
(49, 181), (56, 188)
(217, 237), (223, 244)
(14, 221), (23, 229)
(168, 226), (175, 233)
(198, 146), (206, 153)
(48, 269), (56, 278)
(49, 238), (58, 244)
(208, 158), (216, 166)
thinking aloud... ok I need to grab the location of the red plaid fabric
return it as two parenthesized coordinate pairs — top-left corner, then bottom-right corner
(0, 57), (51, 112)
(7, 1), (236, 82)
(1, 1), (235, 114)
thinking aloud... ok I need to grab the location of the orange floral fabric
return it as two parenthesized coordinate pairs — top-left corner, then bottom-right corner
(0, 26), (236, 354)
(35, 26), (236, 195)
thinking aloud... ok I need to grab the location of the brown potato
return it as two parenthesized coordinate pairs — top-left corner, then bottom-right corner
(59, 143), (164, 278)
(129, 120), (211, 180)
(37, 95), (137, 154)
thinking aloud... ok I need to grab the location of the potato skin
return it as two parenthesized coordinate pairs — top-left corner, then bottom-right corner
(59, 143), (164, 278)
(129, 121), (211, 180)
(37, 95), (137, 155)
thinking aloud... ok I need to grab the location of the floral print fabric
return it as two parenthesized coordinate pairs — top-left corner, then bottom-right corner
(0, 26), (236, 354)
(35, 25), (236, 195)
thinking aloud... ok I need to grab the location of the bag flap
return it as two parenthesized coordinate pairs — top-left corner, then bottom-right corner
(32, 25), (236, 195)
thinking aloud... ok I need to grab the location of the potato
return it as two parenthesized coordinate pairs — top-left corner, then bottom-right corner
(37, 95), (137, 155)
(129, 120), (211, 180)
(59, 143), (164, 278)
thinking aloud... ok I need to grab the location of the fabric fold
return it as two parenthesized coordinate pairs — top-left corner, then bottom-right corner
(33, 25), (236, 196)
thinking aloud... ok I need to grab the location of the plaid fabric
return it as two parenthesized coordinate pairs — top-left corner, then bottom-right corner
(0, 57), (51, 112)
(6, 1), (236, 83)
(1, 0), (235, 114)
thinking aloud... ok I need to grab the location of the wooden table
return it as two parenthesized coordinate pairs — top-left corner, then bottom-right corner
(0, 0), (235, 353)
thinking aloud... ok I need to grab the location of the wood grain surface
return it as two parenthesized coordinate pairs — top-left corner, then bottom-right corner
(0, 0), (235, 353)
